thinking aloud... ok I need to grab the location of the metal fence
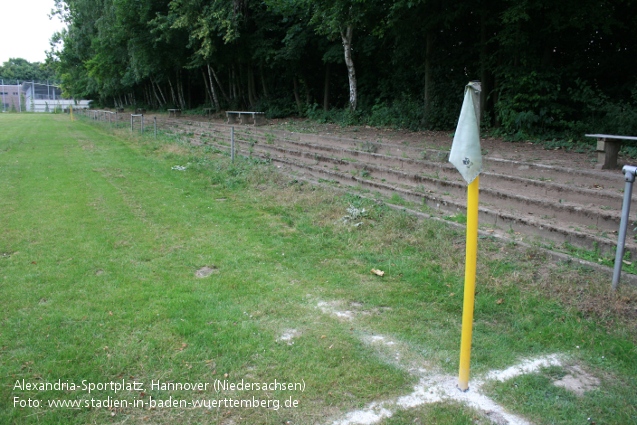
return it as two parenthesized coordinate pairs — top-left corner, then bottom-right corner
(0, 80), (88, 112)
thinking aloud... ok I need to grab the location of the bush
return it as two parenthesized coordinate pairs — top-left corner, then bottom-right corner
(495, 73), (637, 140)
(495, 71), (565, 138)
(367, 97), (424, 130)
(256, 98), (298, 119)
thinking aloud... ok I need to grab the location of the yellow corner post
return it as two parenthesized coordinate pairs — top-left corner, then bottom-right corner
(458, 176), (479, 391)
(448, 81), (482, 392)
(70, 105), (74, 121)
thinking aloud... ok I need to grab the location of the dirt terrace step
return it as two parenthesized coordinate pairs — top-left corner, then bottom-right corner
(241, 141), (621, 230)
(157, 119), (637, 257)
(194, 135), (634, 258)
(219, 132), (634, 237)
(269, 154), (636, 258)
(160, 119), (631, 207)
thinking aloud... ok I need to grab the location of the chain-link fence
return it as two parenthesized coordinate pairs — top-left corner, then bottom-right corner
(0, 80), (89, 112)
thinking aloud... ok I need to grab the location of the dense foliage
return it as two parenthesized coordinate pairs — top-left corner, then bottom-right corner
(50, 0), (637, 137)
(0, 58), (58, 84)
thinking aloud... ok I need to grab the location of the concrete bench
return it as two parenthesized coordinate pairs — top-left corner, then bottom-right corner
(168, 108), (181, 118)
(226, 111), (265, 126)
(585, 134), (637, 169)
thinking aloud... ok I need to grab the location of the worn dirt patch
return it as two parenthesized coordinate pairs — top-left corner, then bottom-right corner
(553, 365), (600, 396)
(159, 143), (189, 156)
(78, 139), (96, 150)
(317, 300), (356, 321)
(277, 329), (301, 345)
(195, 265), (219, 278)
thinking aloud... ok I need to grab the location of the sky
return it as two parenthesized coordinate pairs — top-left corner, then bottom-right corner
(0, 0), (67, 64)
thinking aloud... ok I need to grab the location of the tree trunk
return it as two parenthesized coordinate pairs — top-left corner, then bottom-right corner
(480, 9), (489, 125)
(238, 64), (247, 108)
(202, 69), (211, 104)
(304, 78), (311, 105)
(260, 63), (268, 99)
(293, 77), (302, 114)
(148, 84), (155, 107)
(492, 73), (500, 127)
(150, 80), (164, 108)
(323, 63), (330, 111)
(206, 65), (221, 111)
(229, 68), (235, 101)
(340, 26), (357, 111)
(187, 70), (191, 109)
(248, 66), (256, 107)
(209, 65), (229, 104)
(146, 84), (152, 107)
(168, 78), (177, 107)
(152, 79), (167, 105)
(231, 65), (238, 103)
(424, 31), (433, 127)
(177, 72), (186, 109)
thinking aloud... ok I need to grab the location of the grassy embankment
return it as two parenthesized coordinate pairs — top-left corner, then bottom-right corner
(0, 114), (635, 424)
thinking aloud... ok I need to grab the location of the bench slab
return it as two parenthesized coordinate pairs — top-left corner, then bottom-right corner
(226, 111), (265, 126)
(585, 134), (637, 170)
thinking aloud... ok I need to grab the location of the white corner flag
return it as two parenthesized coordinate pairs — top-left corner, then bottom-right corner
(449, 82), (482, 184)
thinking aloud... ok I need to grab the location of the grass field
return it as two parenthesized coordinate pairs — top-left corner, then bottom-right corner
(1, 113), (636, 425)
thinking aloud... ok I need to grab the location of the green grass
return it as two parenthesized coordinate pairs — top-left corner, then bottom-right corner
(1, 114), (636, 424)
(444, 213), (467, 224)
(559, 242), (637, 275)
(483, 365), (637, 425)
(379, 402), (490, 425)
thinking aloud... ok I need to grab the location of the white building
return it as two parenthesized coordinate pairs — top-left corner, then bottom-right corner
(22, 82), (90, 112)
(0, 81), (90, 112)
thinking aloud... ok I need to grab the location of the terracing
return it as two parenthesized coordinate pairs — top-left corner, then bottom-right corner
(109, 113), (637, 263)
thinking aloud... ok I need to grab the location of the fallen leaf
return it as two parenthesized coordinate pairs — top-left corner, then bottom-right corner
(622, 260), (632, 265)
(496, 298), (504, 305)
(371, 268), (385, 277)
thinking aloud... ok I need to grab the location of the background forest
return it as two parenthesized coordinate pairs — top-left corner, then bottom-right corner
(42, 0), (637, 137)
(0, 58), (57, 83)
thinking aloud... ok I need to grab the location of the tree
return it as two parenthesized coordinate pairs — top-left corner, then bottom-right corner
(48, 0), (637, 136)
(0, 58), (57, 82)
(306, 0), (370, 111)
